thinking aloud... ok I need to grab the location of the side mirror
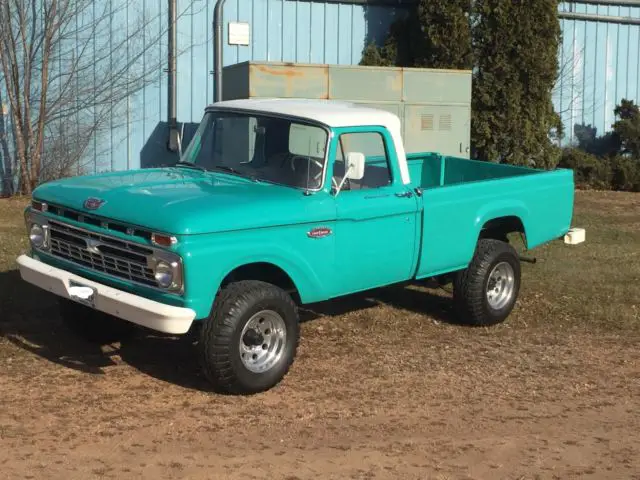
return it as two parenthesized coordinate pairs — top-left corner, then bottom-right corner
(334, 152), (366, 196)
(345, 152), (365, 180)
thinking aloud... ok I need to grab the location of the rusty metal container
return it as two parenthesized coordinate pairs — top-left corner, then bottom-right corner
(222, 61), (472, 158)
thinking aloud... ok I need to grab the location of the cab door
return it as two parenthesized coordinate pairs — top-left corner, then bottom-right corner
(330, 127), (420, 296)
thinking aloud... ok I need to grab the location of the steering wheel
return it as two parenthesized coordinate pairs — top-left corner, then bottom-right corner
(290, 155), (323, 186)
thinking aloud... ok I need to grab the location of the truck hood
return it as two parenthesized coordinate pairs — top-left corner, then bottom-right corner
(33, 168), (334, 235)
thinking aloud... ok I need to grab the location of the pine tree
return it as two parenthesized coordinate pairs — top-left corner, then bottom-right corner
(612, 99), (640, 158)
(471, 0), (562, 168)
(414, 0), (473, 69)
(360, 0), (471, 70)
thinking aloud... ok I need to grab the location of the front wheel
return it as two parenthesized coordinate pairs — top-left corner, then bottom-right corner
(198, 280), (300, 395)
(453, 239), (521, 326)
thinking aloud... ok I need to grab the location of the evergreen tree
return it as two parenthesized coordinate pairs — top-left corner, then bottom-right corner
(612, 99), (640, 158)
(471, 0), (562, 168)
(360, 0), (471, 70)
(361, 16), (420, 67)
(414, 0), (473, 69)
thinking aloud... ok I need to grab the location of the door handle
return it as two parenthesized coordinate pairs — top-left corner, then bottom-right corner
(395, 191), (413, 198)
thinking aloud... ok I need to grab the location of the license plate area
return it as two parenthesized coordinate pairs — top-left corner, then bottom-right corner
(68, 280), (96, 308)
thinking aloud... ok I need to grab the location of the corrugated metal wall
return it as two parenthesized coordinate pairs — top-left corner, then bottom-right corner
(556, 2), (640, 145)
(104, 0), (404, 172)
(2, 1), (639, 187)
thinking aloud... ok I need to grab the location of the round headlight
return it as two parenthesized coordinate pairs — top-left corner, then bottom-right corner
(154, 261), (174, 288)
(29, 224), (45, 248)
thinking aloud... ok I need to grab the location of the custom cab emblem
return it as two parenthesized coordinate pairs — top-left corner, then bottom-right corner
(83, 197), (105, 210)
(307, 227), (332, 239)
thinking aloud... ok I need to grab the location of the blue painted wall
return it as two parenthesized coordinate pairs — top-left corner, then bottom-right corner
(108, 0), (404, 173)
(1, 0), (639, 187)
(556, 2), (640, 146)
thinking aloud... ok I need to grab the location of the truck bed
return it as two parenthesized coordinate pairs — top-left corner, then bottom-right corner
(407, 152), (540, 189)
(406, 152), (575, 280)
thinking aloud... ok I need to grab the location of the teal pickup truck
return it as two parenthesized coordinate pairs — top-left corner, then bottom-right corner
(17, 99), (582, 394)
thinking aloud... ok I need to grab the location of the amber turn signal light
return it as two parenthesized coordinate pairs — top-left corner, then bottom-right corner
(31, 200), (48, 212)
(151, 233), (177, 247)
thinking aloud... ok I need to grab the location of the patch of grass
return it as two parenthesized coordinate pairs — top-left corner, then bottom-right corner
(513, 191), (640, 332)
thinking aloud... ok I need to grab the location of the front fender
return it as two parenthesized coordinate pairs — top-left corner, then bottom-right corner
(178, 225), (335, 319)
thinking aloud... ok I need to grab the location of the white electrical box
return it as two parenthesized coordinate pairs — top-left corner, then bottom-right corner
(228, 22), (250, 46)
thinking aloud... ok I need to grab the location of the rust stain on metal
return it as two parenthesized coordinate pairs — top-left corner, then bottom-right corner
(255, 65), (304, 78)
(390, 72), (403, 93)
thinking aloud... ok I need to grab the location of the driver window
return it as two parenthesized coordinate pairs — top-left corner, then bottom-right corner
(334, 132), (391, 190)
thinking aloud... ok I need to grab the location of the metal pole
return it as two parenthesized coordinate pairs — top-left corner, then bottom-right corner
(568, 0), (640, 6)
(168, 0), (179, 151)
(213, 0), (227, 103)
(558, 11), (640, 25)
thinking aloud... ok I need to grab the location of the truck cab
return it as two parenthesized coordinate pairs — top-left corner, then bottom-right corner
(17, 99), (581, 395)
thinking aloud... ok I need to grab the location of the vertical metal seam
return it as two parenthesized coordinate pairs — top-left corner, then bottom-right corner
(143, 0), (147, 142)
(93, 0), (97, 173)
(309, 1), (312, 60)
(206, 0), (211, 105)
(251, 0), (255, 60)
(559, 19), (565, 129)
(109, 0), (114, 171)
(637, 18), (640, 103)
(626, 8), (631, 98)
(604, 5), (610, 130)
(582, 16), (587, 126)
(593, 10), (599, 127)
(294, 0), (298, 61)
(323, 3), (327, 63)
(126, 2), (130, 169)
(75, 8), (80, 174)
(570, 19), (576, 144)
(159, 0), (162, 123)
(191, 0), (195, 121)
(265, 0), (271, 62)
(614, 6), (620, 109)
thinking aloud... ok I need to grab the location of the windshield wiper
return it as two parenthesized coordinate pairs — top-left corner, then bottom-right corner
(173, 160), (207, 171)
(209, 165), (259, 182)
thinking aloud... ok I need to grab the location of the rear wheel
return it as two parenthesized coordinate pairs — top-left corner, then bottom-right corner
(59, 298), (138, 344)
(453, 239), (521, 326)
(198, 280), (299, 395)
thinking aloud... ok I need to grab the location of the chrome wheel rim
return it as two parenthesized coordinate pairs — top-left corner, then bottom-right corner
(486, 262), (515, 310)
(239, 310), (287, 373)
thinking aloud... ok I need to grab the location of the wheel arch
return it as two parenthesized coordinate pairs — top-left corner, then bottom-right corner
(479, 215), (528, 248)
(218, 262), (301, 303)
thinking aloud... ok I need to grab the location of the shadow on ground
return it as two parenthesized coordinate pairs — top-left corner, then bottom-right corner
(0, 268), (457, 392)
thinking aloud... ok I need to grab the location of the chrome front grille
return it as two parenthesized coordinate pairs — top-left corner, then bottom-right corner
(48, 220), (157, 287)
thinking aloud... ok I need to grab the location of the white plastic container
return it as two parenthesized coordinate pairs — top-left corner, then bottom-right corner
(564, 228), (586, 245)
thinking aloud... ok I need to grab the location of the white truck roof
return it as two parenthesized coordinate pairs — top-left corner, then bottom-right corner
(207, 98), (411, 185)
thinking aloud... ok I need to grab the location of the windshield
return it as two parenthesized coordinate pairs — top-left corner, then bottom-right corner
(180, 111), (329, 190)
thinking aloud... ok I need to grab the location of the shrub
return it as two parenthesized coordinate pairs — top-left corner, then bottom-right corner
(558, 148), (612, 190)
(610, 156), (640, 192)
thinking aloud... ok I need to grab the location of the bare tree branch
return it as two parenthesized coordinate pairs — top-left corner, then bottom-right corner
(0, 0), (202, 194)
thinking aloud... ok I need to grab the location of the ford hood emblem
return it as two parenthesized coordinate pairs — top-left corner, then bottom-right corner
(83, 197), (106, 210)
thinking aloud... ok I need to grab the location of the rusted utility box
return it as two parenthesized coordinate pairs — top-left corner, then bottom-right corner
(221, 61), (472, 158)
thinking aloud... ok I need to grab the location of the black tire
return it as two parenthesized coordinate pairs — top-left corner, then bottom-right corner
(453, 239), (521, 326)
(59, 298), (138, 344)
(198, 280), (300, 395)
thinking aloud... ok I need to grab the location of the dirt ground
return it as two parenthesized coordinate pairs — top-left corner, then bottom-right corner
(1, 191), (639, 479)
